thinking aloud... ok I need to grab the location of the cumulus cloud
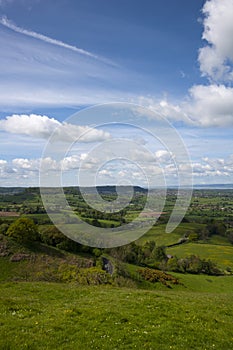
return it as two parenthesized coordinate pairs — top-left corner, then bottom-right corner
(12, 158), (39, 171)
(155, 150), (173, 163)
(203, 156), (233, 174)
(198, 0), (233, 81)
(32, 154), (233, 177)
(186, 84), (233, 127)
(136, 0), (233, 128)
(11, 157), (59, 174)
(0, 160), (7, 166)
(142, 0), (233, 129)
(136, 96), (191, 124)
(177, 156), (232, 178)
(137, 83), (233, 127)
(0, 114), (60, 138)
(0, 114), (111, 142)
(55, 123), (111, 143)
(0, 153), (232, 186)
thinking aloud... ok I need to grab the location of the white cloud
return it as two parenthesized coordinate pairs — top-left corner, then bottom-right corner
(198, 0), (233, 81)
(0, 114), (111, 142)
(61, 155), (80, 171)
(0, 160), (7, 166)
(98, 169), (112, 177)
(12, 157), (60, 174)
(137, 82), (233, 127)
(134, 4), (233, 130)
(155, 150), (173, 163)
(12, 158), (39, 171)
(186, 84), (233, 127)
(0, 153), (232, 186)
(203, 156), (233, 174)
(40, 157), (59, 171)
(0, 114), (60, 138)
(136, 96), (191, 124)
(54, 123), (111, 143)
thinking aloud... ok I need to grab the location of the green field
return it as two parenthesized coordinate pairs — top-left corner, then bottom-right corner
(167, 243), (233, 270)
(0, 281), (233, 350)
(137, 223), (205, 246)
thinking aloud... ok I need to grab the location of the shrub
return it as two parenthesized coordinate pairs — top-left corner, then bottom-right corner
(138, 267), (179, 287)
(6, 217), (39, 243)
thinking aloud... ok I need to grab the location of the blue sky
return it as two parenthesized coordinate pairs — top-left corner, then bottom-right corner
(0, 0), (233, 186)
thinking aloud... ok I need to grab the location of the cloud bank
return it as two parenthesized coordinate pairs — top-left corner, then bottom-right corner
(0, 152), (232, 186)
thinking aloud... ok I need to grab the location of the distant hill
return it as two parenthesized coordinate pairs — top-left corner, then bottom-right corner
(0, 185), (148, 196)
(84, 185), (148, 194)
(0, 187), (26, 195)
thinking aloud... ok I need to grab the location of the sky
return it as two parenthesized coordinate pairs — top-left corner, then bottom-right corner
(0, 0), (233, 187)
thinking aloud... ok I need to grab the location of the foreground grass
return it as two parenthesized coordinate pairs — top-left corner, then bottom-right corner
(0, 282), (233, 349)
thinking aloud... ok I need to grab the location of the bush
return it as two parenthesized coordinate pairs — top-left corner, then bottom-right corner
(58, 265), (112, 285)
(40, 226), (65, 246)
(138, 267), (179, 287)
(6, 217), (39, 243)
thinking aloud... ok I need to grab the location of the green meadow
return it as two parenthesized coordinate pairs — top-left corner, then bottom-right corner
(167, 243), (233, 270)
(0, 281), (233, 350)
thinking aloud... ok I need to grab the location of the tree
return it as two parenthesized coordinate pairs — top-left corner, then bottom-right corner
(153, 246), (167, 262)
(6, 217), (39, 243)
(166, 256), (180, 272)
(206, 222), (227, 237)
(142, 240), (156, 259)
(41, 226), (65, 246)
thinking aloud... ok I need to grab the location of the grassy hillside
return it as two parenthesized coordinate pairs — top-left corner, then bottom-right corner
(0, 282), (233, 350)
(0, 235), (106, 285)
(2, 236), (233, 349)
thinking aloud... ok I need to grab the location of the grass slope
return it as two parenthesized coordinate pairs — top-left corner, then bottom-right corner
(0, 282), (233, 350)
